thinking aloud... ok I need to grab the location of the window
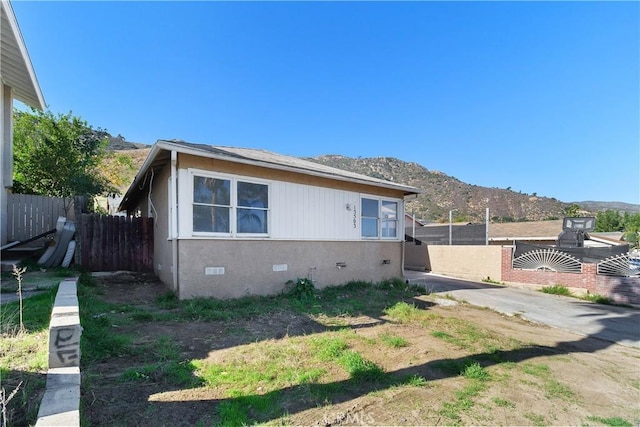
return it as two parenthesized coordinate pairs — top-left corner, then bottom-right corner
(361, 198), (379, 238)
(381, 201), (398, 238)
(361, 197), (399, 239)
(237, 181), (268, 233)
(192, 174), (269, 235)
(193, 176), (231, 233)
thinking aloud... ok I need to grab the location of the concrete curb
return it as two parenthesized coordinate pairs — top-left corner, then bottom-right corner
(35, 278), (81, 427)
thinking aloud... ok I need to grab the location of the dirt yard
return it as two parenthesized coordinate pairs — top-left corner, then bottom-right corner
(80, 273), (640, 426)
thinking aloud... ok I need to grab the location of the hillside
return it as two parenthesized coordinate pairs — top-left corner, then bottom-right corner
(104, 142), (637, 223)
(305, 155), (569, 223)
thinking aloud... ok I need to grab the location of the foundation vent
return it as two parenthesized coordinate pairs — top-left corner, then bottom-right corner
(205, 267), (225, 275)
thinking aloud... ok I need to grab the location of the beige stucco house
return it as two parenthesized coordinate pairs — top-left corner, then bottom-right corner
(0, 0), (45, 245)
(120, 140), (421, 299)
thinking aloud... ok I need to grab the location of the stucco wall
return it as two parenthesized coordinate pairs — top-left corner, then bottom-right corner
(404, 242), (427, 271)
(147, 164), (174, 289)
(176, 240), (402, 299)
(424, 245), (504, 282)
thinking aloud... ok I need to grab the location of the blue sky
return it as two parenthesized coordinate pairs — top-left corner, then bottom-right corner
(12, 1), (640, 204)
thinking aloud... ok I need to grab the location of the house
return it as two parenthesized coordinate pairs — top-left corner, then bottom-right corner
(0, 0), (45, 246)
(119, 140), (421, 299)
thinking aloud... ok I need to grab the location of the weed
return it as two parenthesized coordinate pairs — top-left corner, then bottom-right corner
(337, 350), (384, 381)
(120, 360), (202, 387)
(581, 293), (612, 304)
(380, 332), (409, 348)
(545, 379), (575, 400)
(439, 381), (486, 423)
(383, 302), (422, 322)
(482, 277), (502, 285)
(78, 273), (134, 362)
(130, 310), (154, 322)
(155, 291), (179, 309)
(523, 412), (547, 426)
(461, 362), (490, 381)
(541, 285), (572, 296)
(404, 374), (429, 387)
(309, 335), (348, 361)
(285, 278), (316, 301)
(431, 330), (466, 348)
(0, 283), (55, 426)
(12, 265), (27, 334)
(585, 415), (633, 427)
(521, 363), (550, 378)
(492, 397), (515, 408)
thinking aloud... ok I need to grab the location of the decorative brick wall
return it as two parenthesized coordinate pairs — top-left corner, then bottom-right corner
(501, 247), (640, 305)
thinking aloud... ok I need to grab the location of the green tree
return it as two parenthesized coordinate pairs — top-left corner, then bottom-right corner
(13, 109), (113, 198)
(563, 204), (581, 218)
(622, 212), (640, 248)
(594, 210), (640, 248)
(594, 210), (624, 232)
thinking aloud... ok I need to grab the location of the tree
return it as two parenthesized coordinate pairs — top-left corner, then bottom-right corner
(563, 204), (581, 218)
(622, 212), (640, 248)
(594, 210), (623, 232)
(594, 210), (640, 248)
(13, 109), (113, 199)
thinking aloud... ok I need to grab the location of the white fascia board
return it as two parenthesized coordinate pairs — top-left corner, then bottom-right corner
(1, 0), (45, 109)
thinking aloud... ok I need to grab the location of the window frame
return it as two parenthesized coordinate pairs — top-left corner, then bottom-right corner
(190, 169), (270, 238)
(360, 195), (401, 240)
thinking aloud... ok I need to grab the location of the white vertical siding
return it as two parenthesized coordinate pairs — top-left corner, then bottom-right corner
(178, 167), (403, 241)
(270, 181), (361, 240)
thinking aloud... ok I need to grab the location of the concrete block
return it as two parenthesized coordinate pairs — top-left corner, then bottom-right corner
(35, 367), (80, 426)
(48, 278), (82, 369)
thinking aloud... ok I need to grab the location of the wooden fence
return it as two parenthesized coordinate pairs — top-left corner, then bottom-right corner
(6, 193), (73, 241)
(77, 214), (153, 272)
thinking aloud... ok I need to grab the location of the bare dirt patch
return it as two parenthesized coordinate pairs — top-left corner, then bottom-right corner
(81, 273), (640, 426)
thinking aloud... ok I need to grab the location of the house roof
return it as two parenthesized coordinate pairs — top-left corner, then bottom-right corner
(1, 0), (45, 109)
(489, 220), (563, 241)
(120, 139), (422, 211)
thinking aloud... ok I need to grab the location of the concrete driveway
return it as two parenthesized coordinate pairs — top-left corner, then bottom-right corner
(405, 271), (640, 349)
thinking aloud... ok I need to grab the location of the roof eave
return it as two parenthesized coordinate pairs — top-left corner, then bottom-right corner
(1, 0), (45, 109)
(118, 144), (163, 212)
(119, 140), (422, 212)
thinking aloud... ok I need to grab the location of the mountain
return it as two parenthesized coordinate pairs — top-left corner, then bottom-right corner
(571, 201), (640, 214)
(103, 138), (638, 222)
(103, 134), (149, 151)
(305, 155), (574, 223)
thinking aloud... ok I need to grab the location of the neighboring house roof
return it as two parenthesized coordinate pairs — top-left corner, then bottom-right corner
(404, 213), (425, 227)
(489, 220), (563, 241)
(589, 232), (625, 246)
(120, 139), (422, 211)
(1, 0), (45, 109)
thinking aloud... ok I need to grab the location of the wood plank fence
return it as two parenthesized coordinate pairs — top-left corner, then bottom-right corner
(77, 214), (153, 272)
(6, 193), (73, 241)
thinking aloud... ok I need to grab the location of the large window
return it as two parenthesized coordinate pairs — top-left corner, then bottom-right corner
(361, 197), (399, 239)
(193, 174), (269, 235)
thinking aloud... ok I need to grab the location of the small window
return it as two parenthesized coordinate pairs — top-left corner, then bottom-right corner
(361, 197), (399, 239)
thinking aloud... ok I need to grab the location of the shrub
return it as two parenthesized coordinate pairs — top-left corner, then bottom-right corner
(285, 278), (315, 300)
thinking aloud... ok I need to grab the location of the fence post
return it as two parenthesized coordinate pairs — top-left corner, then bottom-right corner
(73, 195), (90, 266)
